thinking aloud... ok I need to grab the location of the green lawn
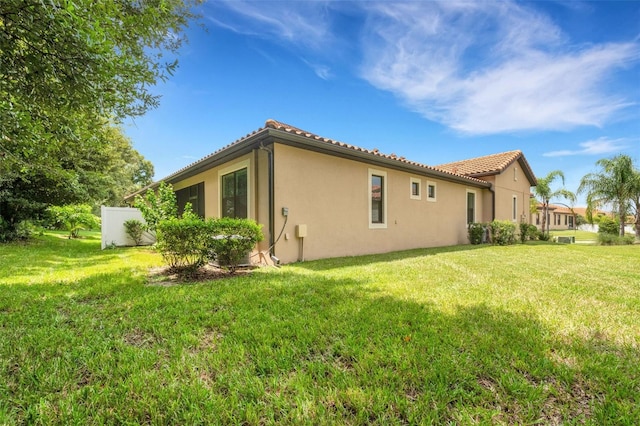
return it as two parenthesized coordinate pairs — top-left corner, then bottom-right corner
(1, 232), (638, 424)
(550, 229), (599, 243)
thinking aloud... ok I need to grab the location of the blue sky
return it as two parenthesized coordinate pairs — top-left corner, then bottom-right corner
(125, 0), (640, 206)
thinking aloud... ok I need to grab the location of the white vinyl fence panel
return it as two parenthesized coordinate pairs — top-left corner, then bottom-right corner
(100, 206), (155, 249)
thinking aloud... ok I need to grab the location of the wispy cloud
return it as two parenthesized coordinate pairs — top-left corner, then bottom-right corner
(206, 1), (639, 135)
(206, 1), (333, 50)
(543, 137), (631, 157)
(360, 2), (639, 134)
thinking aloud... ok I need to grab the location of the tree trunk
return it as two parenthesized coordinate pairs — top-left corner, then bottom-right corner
(619, 207), (626, 237)
(635, 201), (640, 241)
(542, 201), (548, 235)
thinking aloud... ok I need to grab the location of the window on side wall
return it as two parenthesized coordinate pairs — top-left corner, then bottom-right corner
(427, 181), (436, 202)
(221, 167), (248, 219)
(466, 190), (476, 224)
(410, 177), (421, 200)
(369, 169), (387, 228)
(175, 182), (205, 217)
(512, 195), (517, 221)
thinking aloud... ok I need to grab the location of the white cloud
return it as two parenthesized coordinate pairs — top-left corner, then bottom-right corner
(205, 1), (639, 134)
(206, 1), (333, 50)
(360, 1), (639, 134)
(543, 137), (631, 157)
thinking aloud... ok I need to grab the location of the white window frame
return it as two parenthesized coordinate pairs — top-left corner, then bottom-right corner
(410, 177), (421, 200)
(368, 168), (387, 229)
(218, 158), (252, 219)
(427, 181), (437, 202)
(512, 195), (518, 222)
(466, 189), (476, 224)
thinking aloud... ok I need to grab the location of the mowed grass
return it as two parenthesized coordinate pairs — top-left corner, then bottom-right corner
(0, 232), (638, 424)
(550, 229), (599, 243)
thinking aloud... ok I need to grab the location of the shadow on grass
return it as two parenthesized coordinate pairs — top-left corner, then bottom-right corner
(1, 266), (637, 424)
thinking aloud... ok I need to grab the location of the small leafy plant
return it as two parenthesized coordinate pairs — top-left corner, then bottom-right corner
(468, 223), (486, 245)
(47, 204), (100, 239)
(124, 219), (145, 246)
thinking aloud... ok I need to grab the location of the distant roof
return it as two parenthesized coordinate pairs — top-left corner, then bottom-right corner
(435, 150), (538, 186)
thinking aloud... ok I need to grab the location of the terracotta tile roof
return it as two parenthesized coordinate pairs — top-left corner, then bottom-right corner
(126, 119), (517, 200)
(435, 150), (522, 176)
(264, 119), (490, 185)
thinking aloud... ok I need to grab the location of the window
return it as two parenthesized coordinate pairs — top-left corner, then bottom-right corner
(466, 190), (476, 224)
(410, 177), (421, 200)
(536, 214), (540, 225)
(427, 181), (437, 202)
(368, 169), (387, 228)
(221, 168), (248, 219)
(564, 215), (567, 225)
(175, 182), (204, 217)
(512, 195), (517, 221)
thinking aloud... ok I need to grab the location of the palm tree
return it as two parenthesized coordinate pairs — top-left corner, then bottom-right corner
(534, 170), (575, 236)
(630, 168), (640, 240)
(578, 154), (638, 237)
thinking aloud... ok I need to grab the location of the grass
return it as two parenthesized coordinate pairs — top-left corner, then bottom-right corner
(1, 231), (639, 424)
(550, 229), (598, 243)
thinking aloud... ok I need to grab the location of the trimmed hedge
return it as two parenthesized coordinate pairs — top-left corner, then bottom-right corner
(156, 218), (214, 272)
(210, 217), (264, 273)
(156, 216), (264, 274)
(490, 220), (516, 245)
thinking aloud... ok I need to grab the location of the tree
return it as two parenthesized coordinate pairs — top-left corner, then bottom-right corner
(533, 170), (575, 236)
(0, 0), (198, 239)
(578, 155), (639, 237)
(47, 204), (100, 239)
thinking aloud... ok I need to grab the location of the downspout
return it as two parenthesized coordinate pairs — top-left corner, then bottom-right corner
(259, 143), (275, 255)
(489, 184), (496, 221)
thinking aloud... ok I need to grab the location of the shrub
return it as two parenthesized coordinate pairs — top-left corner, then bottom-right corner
(598, 233), (634, 246)
(537, 230), (551, 241)
(124, 219), (145, 246)
(156, 217), (215, 272)
(47, 204), (100, 238)
(134, 182), (178, 233)
(598, 217), (619, 235)
(0, 218), (33, 242)
(468, 222), (485, 245)
(518, 222), (530, 243)
(527, 225), (539, 240)
(490, 220), (516, 245)
(210, 217), (264, 273)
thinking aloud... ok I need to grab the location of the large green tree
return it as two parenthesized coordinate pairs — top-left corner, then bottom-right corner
(0, 0), (197, 237)
(534, 170), (575, 236)
(579, 154), (640, 237)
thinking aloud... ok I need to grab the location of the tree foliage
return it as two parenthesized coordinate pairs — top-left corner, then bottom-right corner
(134, 182), (179, 233)
(47, 204), (100, 239)
(0, 0), (198, 239)
(533, 170), (575, 236)
(578, 155), (639, 237)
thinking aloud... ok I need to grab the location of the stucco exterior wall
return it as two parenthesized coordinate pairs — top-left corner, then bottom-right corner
(272, 144), (483, 263)
(491, 161), (532, 225)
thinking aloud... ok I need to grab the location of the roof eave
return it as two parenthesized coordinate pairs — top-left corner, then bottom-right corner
(270, 129), (490, 188)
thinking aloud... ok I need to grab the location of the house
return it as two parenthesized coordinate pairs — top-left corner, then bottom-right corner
(126, 120), (537, 264)
(533, 204), (576, 230)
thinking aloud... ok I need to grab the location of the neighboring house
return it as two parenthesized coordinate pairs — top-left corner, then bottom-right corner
(126, 120), (537, 264)
(533, 204), (576, 231)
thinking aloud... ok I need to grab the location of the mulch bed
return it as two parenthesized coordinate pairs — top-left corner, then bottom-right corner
(146, 264), (252, 286)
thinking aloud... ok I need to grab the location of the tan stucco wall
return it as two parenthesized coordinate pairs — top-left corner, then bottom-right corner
(491, 161), (533, 225)
(272, 144), (484, 263)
